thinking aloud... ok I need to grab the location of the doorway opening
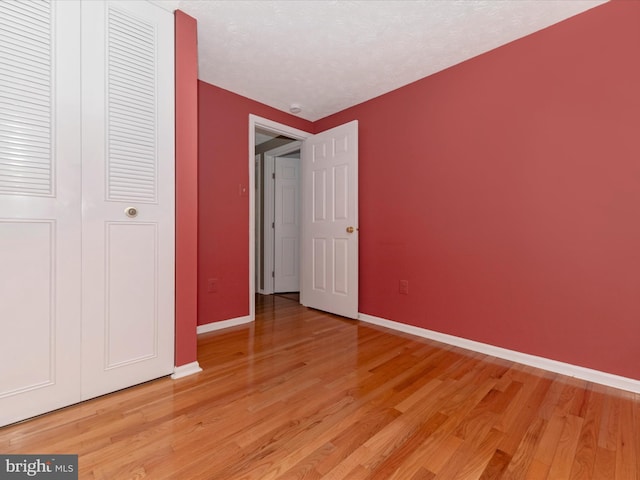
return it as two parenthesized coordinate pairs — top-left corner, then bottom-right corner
(248, 115), (312, 320)
(255, 132), (301, 296)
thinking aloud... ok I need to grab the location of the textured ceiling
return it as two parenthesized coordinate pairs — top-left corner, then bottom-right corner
(172, 0), (606, 121)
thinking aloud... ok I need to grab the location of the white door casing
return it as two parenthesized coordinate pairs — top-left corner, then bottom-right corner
(80, 0), (175, 399)
(261, 154), (275, 294)
(248, 116), (310, 319)
(255, 153), (262, 291)
(274, 154), (300, 293)
(0, 0), (82, 427)
(301, 121), (359, 318)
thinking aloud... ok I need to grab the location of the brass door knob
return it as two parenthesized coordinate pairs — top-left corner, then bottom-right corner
(346, 226), (355, 233)
(125, 207), (138, 218)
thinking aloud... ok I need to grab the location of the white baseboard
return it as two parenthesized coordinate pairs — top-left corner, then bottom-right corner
(197, 315), (253, 334)
(171, 361), (202, 379)
(358, 313), (640, 394)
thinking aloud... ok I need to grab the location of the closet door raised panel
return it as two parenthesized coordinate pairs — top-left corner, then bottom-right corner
(81, 0), (175, 399)
(0, 0), (82, 427)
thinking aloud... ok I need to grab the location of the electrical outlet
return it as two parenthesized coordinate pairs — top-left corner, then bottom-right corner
(399, 280), (409, 295)
(207, 278), (218, 293)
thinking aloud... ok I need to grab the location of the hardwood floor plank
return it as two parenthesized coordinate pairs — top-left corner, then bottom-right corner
(364, 412), (448, 480)
(403, 432), (463, 478)
(533, 413), (566, 469)
(437, 427), (504, 480)
(537, 376), (566, 421)
(497, 374), (553, 456)
(547, 414), (584, 479)
(410, 468), (437, 480)
(478, 448), (511, 479)
(555, 379), (589, 417)
(278, 407), (399, 479)
(321, 393), (444, 477)
(525, 459), (549, 480)
(569, 386), (603, 480)
(634, 393), (640, 479)
(598, 393), (619, 451)
(269, 406), (401, 479)
(615, 394), (637, 480)
(592, 446), (616, 479)
(500, 417), (547, 480)
(1, 295), (640, 479)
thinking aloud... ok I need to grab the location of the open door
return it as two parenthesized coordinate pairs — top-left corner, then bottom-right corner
(300, 121), (358, 318)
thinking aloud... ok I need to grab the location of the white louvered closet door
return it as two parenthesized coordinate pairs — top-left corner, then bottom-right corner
(0, 0), (174, 427)
(80, 1), (175, 400)
(0, 1), (82, 426)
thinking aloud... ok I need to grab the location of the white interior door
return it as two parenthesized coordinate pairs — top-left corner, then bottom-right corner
(274, 154), (300, 292)
(0, 0), (82, 427)
(300, 121), (358, 318)
(80, 0), (175, 399)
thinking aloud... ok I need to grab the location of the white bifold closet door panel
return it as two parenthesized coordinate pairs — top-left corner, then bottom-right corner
(0, 0), (82, 426)
(0, 0), (175, 427)
(80, 1), (175, 400)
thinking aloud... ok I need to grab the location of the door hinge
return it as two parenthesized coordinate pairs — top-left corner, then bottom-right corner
(271, 271), (275, 278)
(272, 222), (275, 229)
(272, 172), (275, 179)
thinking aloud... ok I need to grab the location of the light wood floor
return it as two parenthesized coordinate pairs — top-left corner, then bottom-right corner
(2, 295), (639, 479)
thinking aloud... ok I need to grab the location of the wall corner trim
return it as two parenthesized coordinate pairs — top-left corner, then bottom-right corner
(358, 313), (640, 394)
(171, 361), (202, 379)
(197, 315), (253, 334)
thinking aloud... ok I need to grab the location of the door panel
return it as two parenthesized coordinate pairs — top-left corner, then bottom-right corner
(334, 164), (349, 220)
(105, 222), (158, 367)
(0, 0), (82, 427)
(0, 221), (55, 391)
(80, 0), (175, 400)
(334, 238), (349, 295)
(312, 169), (327, 221)
(313, 238), (327, 291)
(301, 121), (358, 318)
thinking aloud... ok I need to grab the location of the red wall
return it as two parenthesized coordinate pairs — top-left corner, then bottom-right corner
(198, 83), (313, 324)
(314, 1), (640, 379)
(174, 10), (198, 366)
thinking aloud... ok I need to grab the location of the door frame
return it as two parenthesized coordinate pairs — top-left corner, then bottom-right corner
(249, 115), (311, 320)
(260, 142), (302, 295)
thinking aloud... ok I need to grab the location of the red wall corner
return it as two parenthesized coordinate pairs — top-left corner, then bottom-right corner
(174, 10), (198, 367)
